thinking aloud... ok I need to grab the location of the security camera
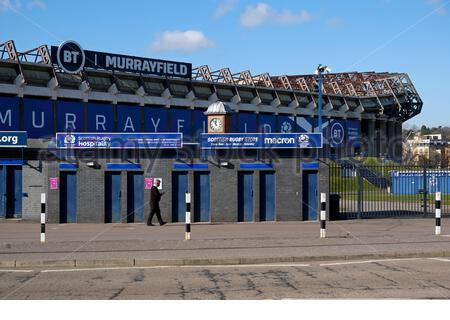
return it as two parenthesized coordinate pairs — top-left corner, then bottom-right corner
(86, 161), (100, 168)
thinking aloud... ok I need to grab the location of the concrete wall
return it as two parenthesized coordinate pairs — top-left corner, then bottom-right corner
(16, 149), (329, 223)
(22, 160), (46, 221)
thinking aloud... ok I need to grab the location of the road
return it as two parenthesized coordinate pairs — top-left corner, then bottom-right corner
(1, 257), (450, 299)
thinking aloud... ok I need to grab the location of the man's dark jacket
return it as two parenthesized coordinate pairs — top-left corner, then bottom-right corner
(150, 186), (162, 207)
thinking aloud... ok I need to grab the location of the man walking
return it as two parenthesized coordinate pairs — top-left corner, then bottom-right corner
(147, 179), (167, 226)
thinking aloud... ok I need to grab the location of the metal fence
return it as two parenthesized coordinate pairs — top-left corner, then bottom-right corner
(329, 160), (450, 219)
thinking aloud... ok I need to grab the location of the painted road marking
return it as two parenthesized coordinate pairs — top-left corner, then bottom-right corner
(320, 257), (423, 266)
(428, 257), (450, 262)
(38, 263), (311, 273)
(0, 269), (35, 273)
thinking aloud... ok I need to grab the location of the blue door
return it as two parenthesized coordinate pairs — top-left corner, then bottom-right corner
(238, 171), (254, 222)
(172, 171), (188, 222)
(0, 166), (22, 219)
(127, 172), (144, 223)
(302, 171), (318, 220)
(60, 172), (77, 223)
(105, 172), (122, 223)
(194, 172), (210, 222)
(260, 171), (275, 221)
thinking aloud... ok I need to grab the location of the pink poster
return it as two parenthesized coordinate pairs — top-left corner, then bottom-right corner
(144, 178), (153, 190)
(49, 178), (59, 190)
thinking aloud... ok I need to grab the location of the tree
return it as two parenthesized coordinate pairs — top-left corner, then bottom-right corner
(420, 125), (431, 135)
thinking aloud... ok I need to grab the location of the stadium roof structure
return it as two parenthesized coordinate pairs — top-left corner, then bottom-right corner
(0, 40), (422, 122)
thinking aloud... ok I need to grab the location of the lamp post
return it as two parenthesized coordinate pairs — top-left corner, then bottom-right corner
(315, 64), (331, 158)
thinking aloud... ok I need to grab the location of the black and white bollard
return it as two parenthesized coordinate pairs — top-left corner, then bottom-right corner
(185, 193), (191, 240)
(40, 193), (46, 243)
(436, 192), (441, 236)
(320, 193), (326, 238)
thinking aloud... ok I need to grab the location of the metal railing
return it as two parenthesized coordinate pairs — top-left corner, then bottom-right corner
(329, 161), (450, 219)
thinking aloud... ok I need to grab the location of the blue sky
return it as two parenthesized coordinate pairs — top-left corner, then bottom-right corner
(1, 0), (449, 127)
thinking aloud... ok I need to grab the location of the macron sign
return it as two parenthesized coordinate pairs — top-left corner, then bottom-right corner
(51, 40), (192, 79)
(200, 133), (323, 149)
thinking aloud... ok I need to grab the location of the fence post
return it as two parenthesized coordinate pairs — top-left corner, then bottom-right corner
(357, 165), (362, 219)
(423, 166), (428, 215)
(185, 193), (191, 241)
(320, 193), (326, 238)
(40, 193), (46, 243)
(436, 192), (441, 235)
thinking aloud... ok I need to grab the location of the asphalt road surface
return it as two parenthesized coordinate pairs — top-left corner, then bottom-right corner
(1, 257), (450, 299)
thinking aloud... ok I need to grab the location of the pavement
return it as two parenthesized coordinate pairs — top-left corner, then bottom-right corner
(0, 218), (449, 268)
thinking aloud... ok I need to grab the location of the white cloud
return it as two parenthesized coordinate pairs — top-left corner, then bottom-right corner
(240, 3), (271, 27)
(426, 0), (448, 15)
(0, 0), (46, 13)
(151, 30), (215, 52)
(240, 3), (312, 27)
(0, 0), (21, 13)
(214, 0), (236, 18)
(277, 10), (311, 24)
(27, 0), (46, 10)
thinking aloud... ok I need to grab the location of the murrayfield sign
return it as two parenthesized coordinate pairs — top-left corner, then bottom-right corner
(56, 133), (183, 149)
(51, 40), (192, 79)
(200, 133), (323, 149)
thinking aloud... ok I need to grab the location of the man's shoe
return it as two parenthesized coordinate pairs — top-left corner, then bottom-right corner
(147, 223), (154, 226)
(160, 222), (167, 226)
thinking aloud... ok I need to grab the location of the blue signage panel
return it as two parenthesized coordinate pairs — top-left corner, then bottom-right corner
(200, 133), (322, 149)
(0, 131), (27, 147)
(170, 108), (192, 141)
(193, 109), (207, 141)
(330, 119), (346, 148)
(117, 105), (141, 132)
(347, 119), (361, 148)
(296, 116), (315, 133)
(87, 103), (115, 132)
(56, 133), (183, 149)
(23, 98), (54, 138)
(144, 107), (168, 132)
(258, 114), (276, 133)
(278, 115), (299, 133)
(0, 96), (20, 131)
(51, 42), (192, 79)
(56, 100), (85, 132)
(238, 112), (257, 133)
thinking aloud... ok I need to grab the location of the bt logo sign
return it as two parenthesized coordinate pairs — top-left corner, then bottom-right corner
(330, 122), (344, 146)
(56, 40), (85, 74)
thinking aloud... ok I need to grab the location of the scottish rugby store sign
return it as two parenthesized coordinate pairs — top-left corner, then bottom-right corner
(0, 131), (27, 147)
(56, 133), (182, 149)
(200, 133), (322, 149)
(51, 40), (192, 79)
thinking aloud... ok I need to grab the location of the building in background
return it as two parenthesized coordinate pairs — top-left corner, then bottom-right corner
(405, 133), (450, 166)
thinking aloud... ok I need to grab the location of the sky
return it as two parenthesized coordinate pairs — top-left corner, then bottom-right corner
(0, 0), (449, 127)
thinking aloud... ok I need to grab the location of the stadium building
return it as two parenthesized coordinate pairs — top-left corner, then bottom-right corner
(0, 40), (423, 223)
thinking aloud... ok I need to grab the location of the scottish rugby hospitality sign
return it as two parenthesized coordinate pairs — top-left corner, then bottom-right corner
(51, 40), (192, 79)
(200, 133), (322, 149)
(56, 133), (183, 149)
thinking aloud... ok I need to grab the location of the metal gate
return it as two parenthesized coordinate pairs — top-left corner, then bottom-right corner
(329, 160), (450, 219)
